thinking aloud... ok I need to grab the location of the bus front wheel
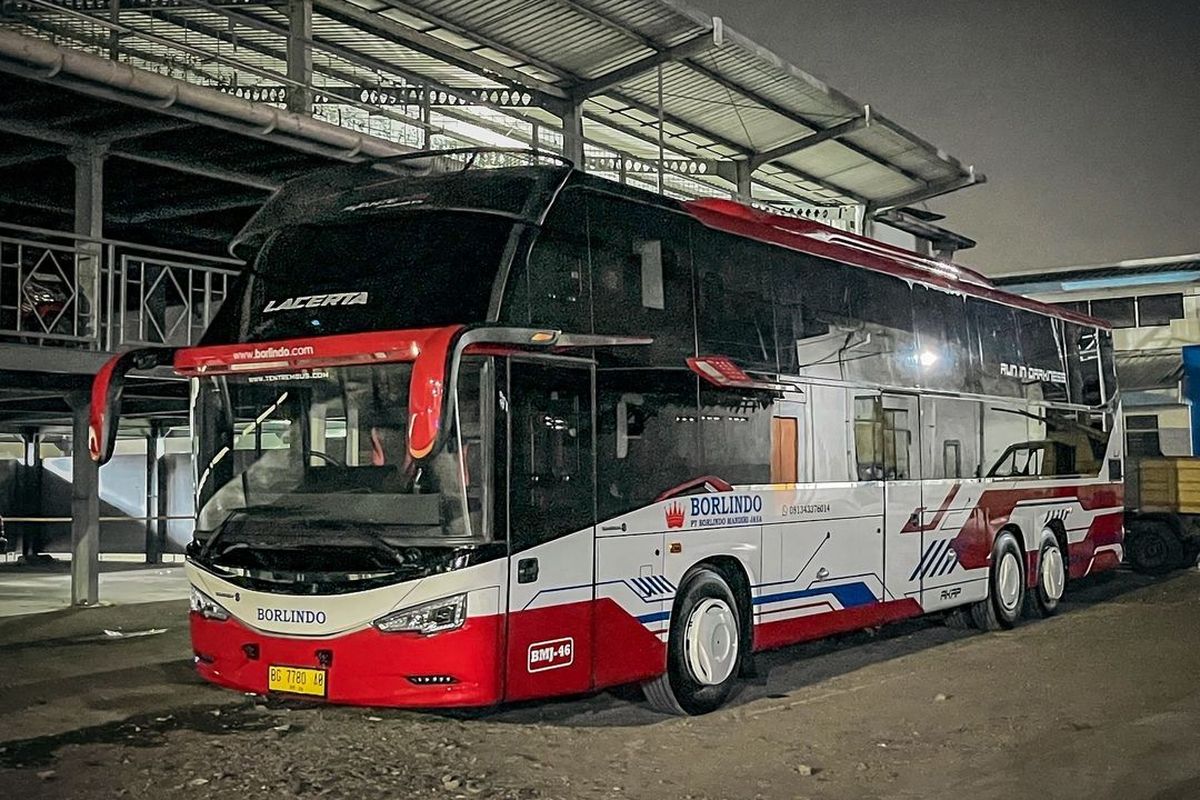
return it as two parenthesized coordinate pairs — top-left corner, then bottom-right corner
(643, 567), (742, 715)
(970, 532), (1025, 631)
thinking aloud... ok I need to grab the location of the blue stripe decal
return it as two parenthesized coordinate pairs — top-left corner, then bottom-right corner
(636, 611), (671, 623)
(754, 581), (877, 609)
(653, 575), (672, 593)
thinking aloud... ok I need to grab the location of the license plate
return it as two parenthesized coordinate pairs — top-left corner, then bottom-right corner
(268, 665), (327, 697)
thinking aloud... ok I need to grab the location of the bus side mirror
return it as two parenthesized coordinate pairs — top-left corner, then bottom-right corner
(90, 347), (176, 465)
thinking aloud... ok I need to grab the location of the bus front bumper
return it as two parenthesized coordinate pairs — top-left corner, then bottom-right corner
(190, 612), (503, 707)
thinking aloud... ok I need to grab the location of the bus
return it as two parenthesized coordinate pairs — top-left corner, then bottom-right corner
(91, 149), (1124, 715)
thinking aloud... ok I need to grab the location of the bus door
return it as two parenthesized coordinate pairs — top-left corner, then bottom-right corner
(502, 358), (597, 701)
(870, 393), (926, 605)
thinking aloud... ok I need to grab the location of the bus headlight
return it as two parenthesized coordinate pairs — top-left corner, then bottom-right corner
(190, 586), (230, 621)
(374, 594), (466, 635)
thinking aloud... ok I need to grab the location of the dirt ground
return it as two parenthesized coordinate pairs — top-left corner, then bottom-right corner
(1, 568), (1197, 800)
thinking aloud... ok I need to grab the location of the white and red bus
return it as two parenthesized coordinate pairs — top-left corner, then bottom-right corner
(92, 150), (1123, 714)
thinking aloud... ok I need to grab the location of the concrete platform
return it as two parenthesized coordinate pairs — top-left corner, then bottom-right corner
(0, 562), (188, 618)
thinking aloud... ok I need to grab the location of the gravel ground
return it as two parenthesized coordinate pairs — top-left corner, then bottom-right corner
(1, 568), (1197, 800)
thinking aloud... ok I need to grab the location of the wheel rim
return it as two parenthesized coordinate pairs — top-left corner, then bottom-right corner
(1042, 545), (1065, 600)
(997, 551), (1021, 612)
(683, 598), (738, 686)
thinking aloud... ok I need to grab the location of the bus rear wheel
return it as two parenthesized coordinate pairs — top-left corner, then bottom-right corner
(643, 567), (742, 715)
(1024, 530), (1066, 618)
(970, 532), (1025, 631)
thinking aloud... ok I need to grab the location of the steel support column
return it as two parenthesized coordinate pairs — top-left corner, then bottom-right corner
(734, 159), (753, 199)
(156, 425), (169, 561)
(286, 0), (314, 115)
(561, 102), (584, 167)
(19, 428), (43, 560)
(68, 392), (100, 607)
(69, 146), (105, 342)
(144, 423), (164, 564)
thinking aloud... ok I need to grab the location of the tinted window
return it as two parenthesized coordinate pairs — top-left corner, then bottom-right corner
(1015, 311), (1068, 402)
(694, 230), (777, 371)
(507, 361), (594, 549)
(596, 370), (701, 519)
(842, 270), (917, 388)
(209, 216), (512, 344)
(912, 285), (973, 393)
(698, 388), (772, 485)
(1099, 329), (1117, 403)
(970, 299), (1023, 398)
(1089, 297), (1136, 328)
(775, 254), (850, 379)
(1137, 293), (1184, 326)
(588, 194), (694, 366)
(1054, 300), (1089, 315)
(854, 395), (916, 480)
(507, 189), (591, 331)
(1064, 322), (1102, 406)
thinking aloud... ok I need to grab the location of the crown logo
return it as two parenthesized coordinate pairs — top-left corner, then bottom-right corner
(665, 501), (685, 529)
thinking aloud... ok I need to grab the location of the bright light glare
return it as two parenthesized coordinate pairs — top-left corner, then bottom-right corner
(919, 351), (939, 367)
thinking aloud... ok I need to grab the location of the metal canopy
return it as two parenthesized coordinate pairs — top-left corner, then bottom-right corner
(2, 0), (983, 213)
(337, 0), (984, 209)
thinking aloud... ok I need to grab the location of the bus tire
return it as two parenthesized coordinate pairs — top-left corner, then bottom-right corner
(643, 567), (742, 716)
(970, 532), (1025, 631)
(1024, 530), (1066, 618)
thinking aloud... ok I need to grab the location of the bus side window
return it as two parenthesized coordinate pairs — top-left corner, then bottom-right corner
(853, 396), (884, 481)
(507, 362), (594, 550)
(693, 229), (777, 372)
(588, 193), (694, 366)
(699, 388), (772, 486)
(596, 371), (701, 519)
(855, 395), (918, 480)
(520, 189), (591, 332)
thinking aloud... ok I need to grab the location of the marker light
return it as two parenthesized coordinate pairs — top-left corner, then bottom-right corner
(374, 594), (466, 635)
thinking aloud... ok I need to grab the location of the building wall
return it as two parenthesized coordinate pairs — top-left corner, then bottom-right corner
(1014, 276), (1200, 459)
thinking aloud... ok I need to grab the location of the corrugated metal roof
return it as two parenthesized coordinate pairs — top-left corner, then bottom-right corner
(4, 0), (982, 211)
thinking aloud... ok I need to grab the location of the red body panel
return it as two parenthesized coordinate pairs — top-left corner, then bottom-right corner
(190, 612), (503, 707)
(591, 598), (668, 689)
(753, 599), (924, 652)
(503, 600), (594, 701)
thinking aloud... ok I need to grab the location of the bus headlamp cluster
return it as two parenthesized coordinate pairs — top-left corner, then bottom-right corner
(190, 586), (231, 621)
(374, 594), (466, 635)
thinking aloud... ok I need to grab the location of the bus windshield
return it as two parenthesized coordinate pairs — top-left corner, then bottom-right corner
(192, 359), (491, 563)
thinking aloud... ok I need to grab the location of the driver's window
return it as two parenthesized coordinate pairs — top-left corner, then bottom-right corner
(508, 360), (594, 550)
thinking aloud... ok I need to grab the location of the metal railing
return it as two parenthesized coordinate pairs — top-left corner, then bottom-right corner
(0, 222), (242, 352)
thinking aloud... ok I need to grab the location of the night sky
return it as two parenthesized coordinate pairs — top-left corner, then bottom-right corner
(695, 0), (1200, 274)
